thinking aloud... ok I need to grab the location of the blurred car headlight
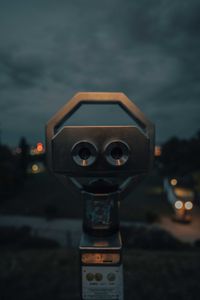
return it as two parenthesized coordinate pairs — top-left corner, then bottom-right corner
(170, 178), (177, 186)
(185, 201), (193, 210)
(175, 200), (183, 209)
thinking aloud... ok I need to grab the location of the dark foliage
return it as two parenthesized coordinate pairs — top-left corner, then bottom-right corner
(121, 224), (191, 250)
(0, 145), (22, 198)
(19, 137), (30, 178)
(159, 131), (200, 176)
(44, 204), (58, 220)
(145, 210), (160, 224)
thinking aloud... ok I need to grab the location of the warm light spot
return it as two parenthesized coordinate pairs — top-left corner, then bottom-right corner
(37, 142), (44, 153)
(154, 146), (162, 157)
(171, 178), (177, 186)
(32, 164), (39, 173)
(81, 253), (120, 264)
(174, 187), (194, 198)
(175, 200), (183, 209)
(185, 201), (193, 210)
(94, 241), (109, 247)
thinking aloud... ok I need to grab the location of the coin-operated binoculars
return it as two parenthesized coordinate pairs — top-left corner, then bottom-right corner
(46, 92), (155, 300)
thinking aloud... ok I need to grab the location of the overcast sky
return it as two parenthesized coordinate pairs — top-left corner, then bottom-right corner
(0, 0), (200, 146)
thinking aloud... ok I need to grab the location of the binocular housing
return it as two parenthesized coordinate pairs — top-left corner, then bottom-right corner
(46, 92), (155, 195)
(52, 125), (150, 178)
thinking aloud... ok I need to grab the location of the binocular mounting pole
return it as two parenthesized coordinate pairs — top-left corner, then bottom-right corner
(79, 183), (124, 300)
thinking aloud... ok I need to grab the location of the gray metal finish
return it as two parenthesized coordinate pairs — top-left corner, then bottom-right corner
(71, 140), (98, 167)
(46, 92), (155, 300)
(82, 191), (120, 236)
(46, 92), (155, 194)
(104, 140), (130, 167)
(52, 126), (150, 177)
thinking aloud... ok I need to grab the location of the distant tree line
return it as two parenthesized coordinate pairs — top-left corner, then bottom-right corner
(0, 137), (30, 199)
(159, 131), (200, 176)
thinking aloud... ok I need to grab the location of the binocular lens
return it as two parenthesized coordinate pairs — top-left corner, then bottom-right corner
(110, 147), (123, 160)
(71, 141), (97, 167)
(78, 147), (91, 160)
(104, 140), (130, 166)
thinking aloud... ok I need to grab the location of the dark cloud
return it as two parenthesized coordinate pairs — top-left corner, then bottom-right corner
(0, 0), (199, 145)
(0, 47), (46, 89)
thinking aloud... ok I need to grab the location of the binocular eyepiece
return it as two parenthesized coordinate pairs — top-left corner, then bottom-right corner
(71, 140), (130, 168)
(104, 140), (130, 167)
(71, 141), (98, 167)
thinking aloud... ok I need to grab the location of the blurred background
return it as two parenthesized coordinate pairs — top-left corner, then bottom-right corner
(0, 1), (200, 299)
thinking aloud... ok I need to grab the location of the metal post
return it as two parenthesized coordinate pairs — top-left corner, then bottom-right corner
(45, 92), (155, 300)
(80, 191), (124, 300)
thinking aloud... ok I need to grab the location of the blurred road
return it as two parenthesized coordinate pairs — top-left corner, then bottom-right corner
(159, 207), (200, 243)
(1, 207), (200, 247)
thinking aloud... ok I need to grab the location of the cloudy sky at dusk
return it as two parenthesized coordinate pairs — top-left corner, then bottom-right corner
(0, 0), (200, 146)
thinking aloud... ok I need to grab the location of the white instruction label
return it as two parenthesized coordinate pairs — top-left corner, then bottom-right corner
(82, 265), (123, 300)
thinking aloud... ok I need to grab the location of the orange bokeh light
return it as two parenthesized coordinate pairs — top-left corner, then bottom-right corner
(37, 142), (44, 153)
(154, 145), (162, 157)
(81, 253), (120, 264)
